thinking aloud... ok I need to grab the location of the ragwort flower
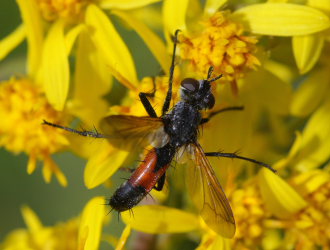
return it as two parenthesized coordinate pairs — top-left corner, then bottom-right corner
(0, 197), (105, 250)
(0, 77), (69, 186)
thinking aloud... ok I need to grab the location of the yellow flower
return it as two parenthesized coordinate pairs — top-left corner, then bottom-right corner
(179, 12), (260, 92)
(0, 0), (164, 111)
(232, 2), (330, 74)
(1, 197), (106, 250)
(0, 78), (69, 186)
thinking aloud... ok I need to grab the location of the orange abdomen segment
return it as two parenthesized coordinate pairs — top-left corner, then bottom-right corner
(128, 148), (170, 192)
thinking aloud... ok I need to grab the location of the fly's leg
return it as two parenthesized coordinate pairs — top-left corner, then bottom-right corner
(139, 77), (158, 118)
(162, 29), (180, 115)
(200, 106), (244, 125)
(153, 173), (166, 191)
(42, 120), (108, 138)
(205, 152), (276, 173)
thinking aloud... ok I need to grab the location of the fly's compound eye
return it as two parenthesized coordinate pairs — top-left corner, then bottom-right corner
(204, 94), (215, 109)
(181, 78), (200, 93)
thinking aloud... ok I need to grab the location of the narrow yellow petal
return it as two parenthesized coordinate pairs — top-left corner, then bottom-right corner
(0, 25), (25, 60)
(65, 24), (85, 55)
(290, 68), (329, 117)
(204, 0), (227, 16)
(112, 10), (171, 73)
(72, 30), (111, 123)
(84, 141), (129, 189)
(258, 168), (307, 219)
(85, 4), (138, 90)
(27, 155), (37, 174)
(78, 197), (106, 250)
(16, 0), (43, 76)
(263, 60), (295, 84)
(122, 205), (199, 234)
(115, 225), (131, 250)
(21, 206), (43, 231)
(293, 34), (324, 74)
(100, 0), (161, 9)
(295, 97), (330, 170)
(41, 21), (70, 110)
(163, 0), (189, 35)
(233, 3), (330, 36)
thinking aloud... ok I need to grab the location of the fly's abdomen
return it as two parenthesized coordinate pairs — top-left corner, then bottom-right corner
(108, 148), (170, 212)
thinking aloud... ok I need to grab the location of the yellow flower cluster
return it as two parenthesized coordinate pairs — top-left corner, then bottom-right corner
(0, 78), (69, 185)
(180, 12), (259, 86)
(36, 0), (92, 22)
(1, 0), (330, 249)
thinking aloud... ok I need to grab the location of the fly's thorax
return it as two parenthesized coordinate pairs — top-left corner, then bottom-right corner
(164, 101), (201, 147)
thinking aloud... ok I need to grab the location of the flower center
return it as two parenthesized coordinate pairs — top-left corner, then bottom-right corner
(36, 0), (92, 22)
(179, 12), (260, 91)
(0, 78), (68, 161)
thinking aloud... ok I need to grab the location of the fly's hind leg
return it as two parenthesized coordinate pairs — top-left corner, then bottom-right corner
(205, 151), (277, 173)
(153, 173), (166, 191)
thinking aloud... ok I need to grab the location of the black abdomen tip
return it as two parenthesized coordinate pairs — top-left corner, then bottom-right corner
(108, 182), (147, 212)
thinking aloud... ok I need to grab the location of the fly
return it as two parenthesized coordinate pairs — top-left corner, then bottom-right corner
(43, 30), (276, 238)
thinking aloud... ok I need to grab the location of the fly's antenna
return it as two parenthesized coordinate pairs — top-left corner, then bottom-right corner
(42, 120), (108, 139)
(162, 29), (181, 116)
(207, 66), (223, 83)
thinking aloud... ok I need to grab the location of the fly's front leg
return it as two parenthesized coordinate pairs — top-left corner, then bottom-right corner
(200, 106), (244, 125)
(205, 151), (276, 173)
(162, 30), (180, 115)
(139, 77), (158, 118)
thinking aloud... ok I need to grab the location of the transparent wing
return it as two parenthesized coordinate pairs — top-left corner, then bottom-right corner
(100, 115), (168, 150)
(186, 143), (236, 238)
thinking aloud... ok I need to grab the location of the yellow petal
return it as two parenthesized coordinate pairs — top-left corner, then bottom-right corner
(40, 20), (69, 111)
(163, 0), (189, 35)
(293, 34), (324, 74)
(122, 205), (199, 234)
(204, 0), (227, 16)
(233, 3), (330, 36)
(85, 4), (138, 90)
(78, 197), (106, 250)
(0, 25), (25, 60)
(65, 24), (85, 55)
(263, 60), (295, 84)
(291, 170), (330, 195)
(115, 225), (131, 250)
(112, 10), (170, 73)
(100, 0), (161, 9)
(21, 206), (43, 232)
(295, 97), (330, 170)
(259, 168), (307, 219)
(72, 29), (111, 123)
(27, 155), (37, 174)
(308, 0), (330, 13)
(197, 232), (231, 250)
(16, 0), (43, 76)
(290, 68), (329, 117)
(84, 141), (129, 189)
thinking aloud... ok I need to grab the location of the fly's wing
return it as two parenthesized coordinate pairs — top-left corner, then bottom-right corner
(100, 115), (169, 150)
(186, 143), (236, 238)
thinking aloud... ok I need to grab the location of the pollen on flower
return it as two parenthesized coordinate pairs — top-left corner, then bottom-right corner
(36, 0), (92, 22)
(179, 12), (260, 92)
(0, 78), (69, 185)
(231, 182), (268, 249)
(287, 179), (330, 248)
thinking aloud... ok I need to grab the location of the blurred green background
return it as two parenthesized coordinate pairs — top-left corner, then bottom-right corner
(0, 0), (162, 243)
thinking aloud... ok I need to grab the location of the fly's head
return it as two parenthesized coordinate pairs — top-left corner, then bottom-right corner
(180, 78), (215, 110)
